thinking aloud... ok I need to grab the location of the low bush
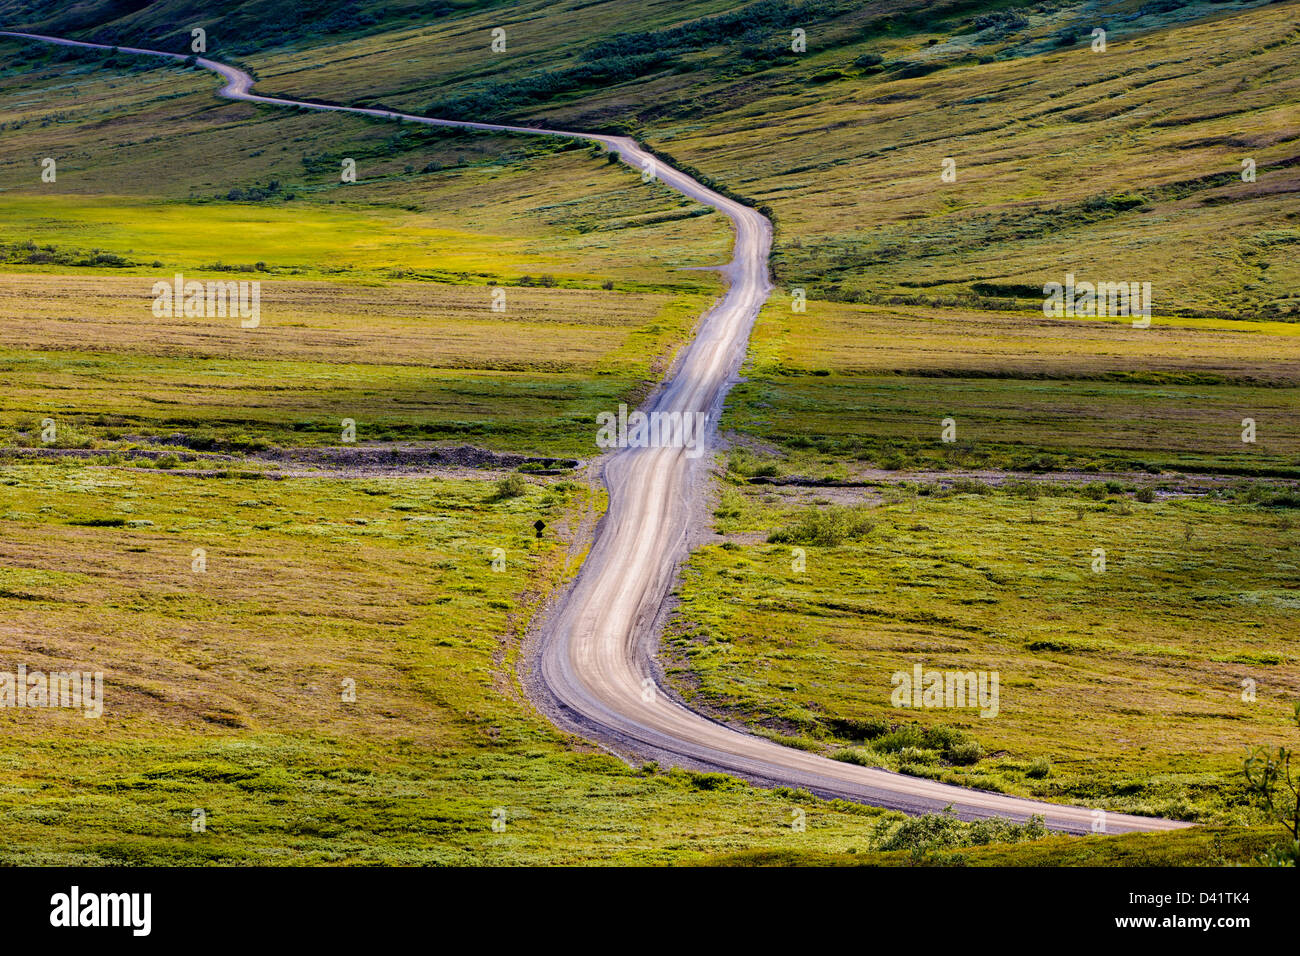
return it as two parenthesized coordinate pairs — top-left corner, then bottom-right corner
(872, 810), (1048, 852)
(767, 505), (875, 546)
(494, 473), (528, 499)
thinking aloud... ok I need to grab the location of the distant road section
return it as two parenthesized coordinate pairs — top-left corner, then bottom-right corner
(3, 29), (1189, 834)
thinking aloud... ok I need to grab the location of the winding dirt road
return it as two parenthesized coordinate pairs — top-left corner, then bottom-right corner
(3, 30), (1188, 835)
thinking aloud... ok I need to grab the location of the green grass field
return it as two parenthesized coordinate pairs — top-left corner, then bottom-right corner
(669, 476), (1300, 825)
(661, 3), (1300, 320)
(69, 0), (1288, 323)
(0, 274), (714, 456)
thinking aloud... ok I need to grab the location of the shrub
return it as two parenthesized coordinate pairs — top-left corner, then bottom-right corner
(1026, 757), (1052, 779)
(919, 725), (964, 750)
(494, 473), (528, 499)
(20, 418), (93, 449)
(873, 810), (1047, 853)
(830, 747), (874, 766)
(809, 68), (848, 83)
(728, 449), (781, 478)
(825, 715), (889, 741)
(873, 724), (927, 753)
(1135, 487), (1155, 503)
(947, 741), (983, 766)
(684, 771), (735, 791)
(714, 490), (742, 519)
(1004, 480), (1042, 500)
(974, 10), (1029, 32)
(872, 724), (983, 765)
(895, 745), (940, 765)
(897, 760), (941, 779)
(1262, 492), (1300, 508)
(927, 727), (983, 764)
(767, 505), (875, 546)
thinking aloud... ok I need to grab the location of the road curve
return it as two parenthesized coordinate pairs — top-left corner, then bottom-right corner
(3, 30), (1189, 835)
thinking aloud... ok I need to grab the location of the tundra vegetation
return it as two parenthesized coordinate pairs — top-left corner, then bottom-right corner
(0, 0), (1296, 864)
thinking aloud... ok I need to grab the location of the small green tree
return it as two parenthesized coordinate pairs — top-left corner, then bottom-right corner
(1243, 702), (1300, 866)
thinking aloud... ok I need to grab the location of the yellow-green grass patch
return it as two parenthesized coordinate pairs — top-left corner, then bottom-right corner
(0, 275), (713, 455)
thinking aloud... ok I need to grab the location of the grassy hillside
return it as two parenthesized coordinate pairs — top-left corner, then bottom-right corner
(0, 0), (504, 53)
(0, 37), (730, 455)
(10, 0), (1288, 317)
(6, 1), (1293, 320)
